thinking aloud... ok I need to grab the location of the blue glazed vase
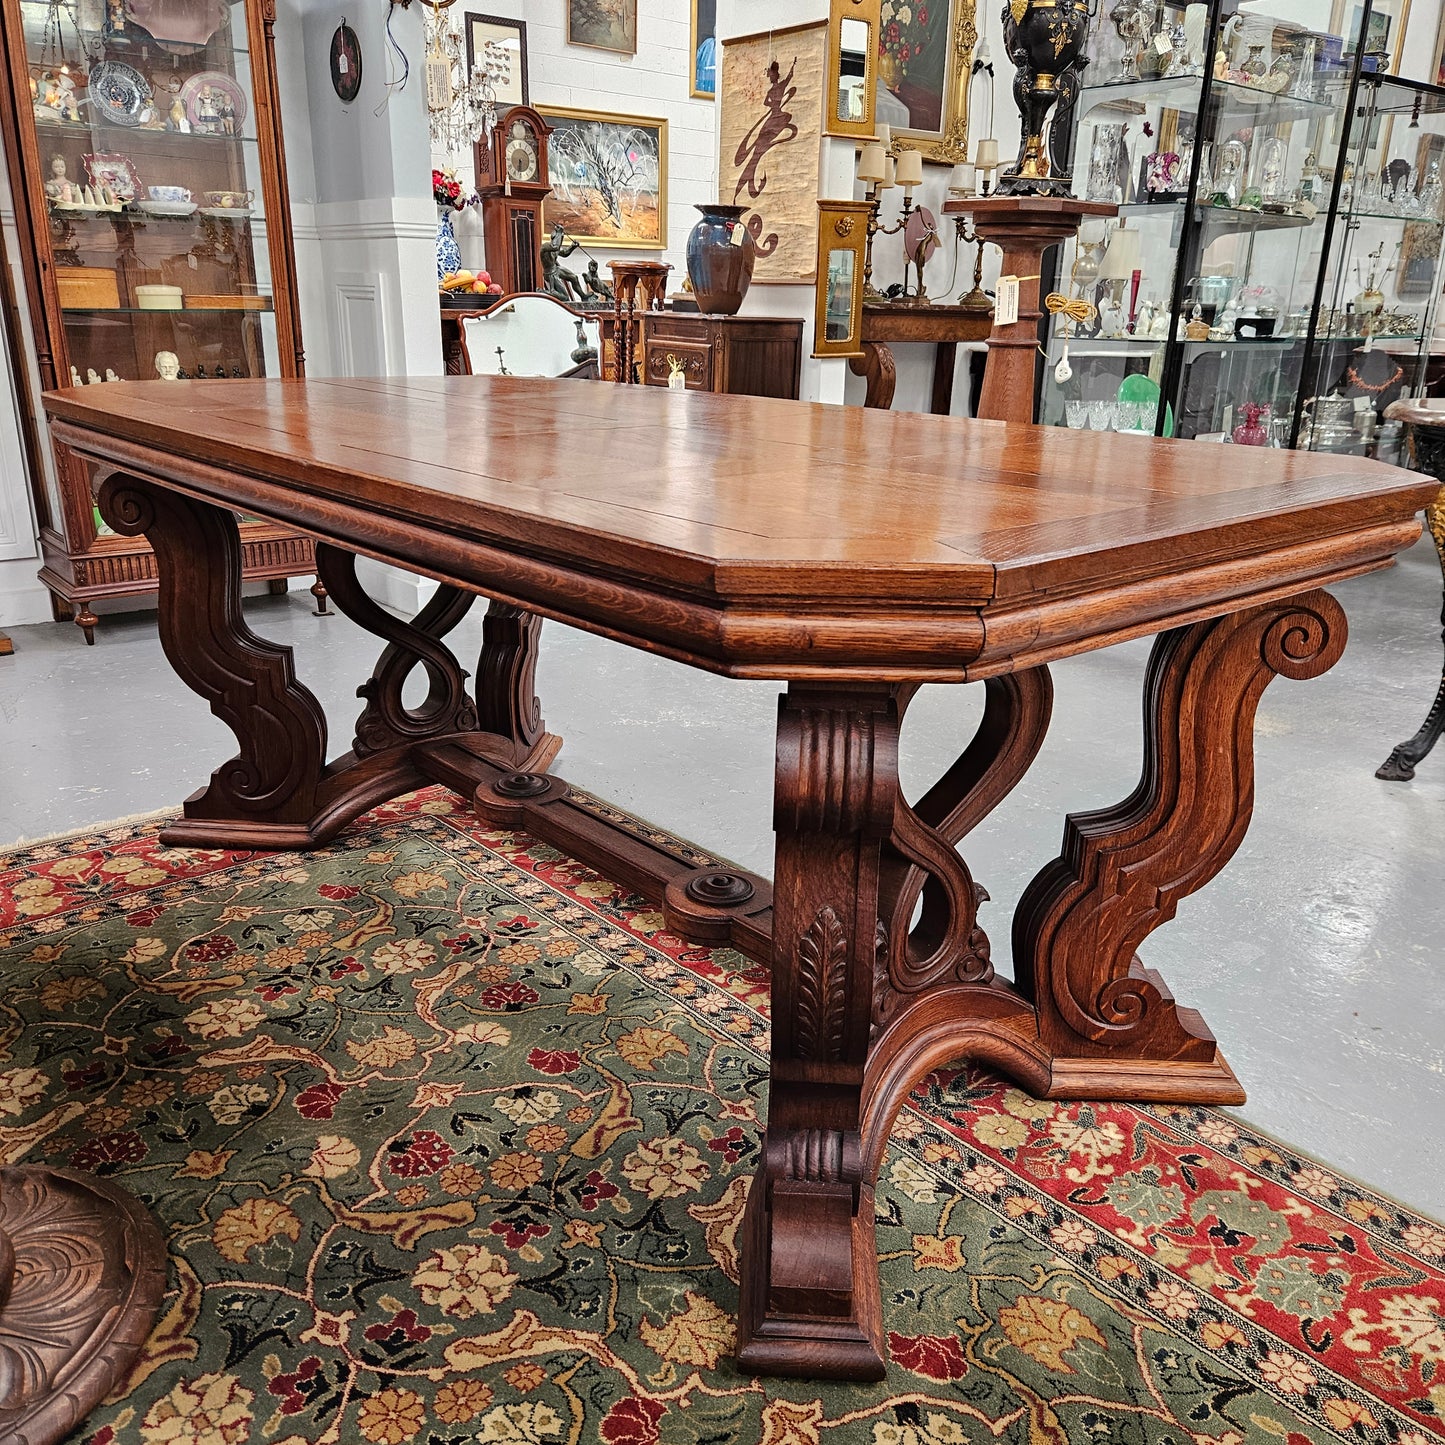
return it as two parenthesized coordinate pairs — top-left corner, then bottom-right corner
(436, 208), (462, 280)
(685, 202), (756, 315)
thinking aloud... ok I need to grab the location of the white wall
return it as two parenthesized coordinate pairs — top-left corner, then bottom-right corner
(290, 0), (441, 381)
(432, 0), (719, 286)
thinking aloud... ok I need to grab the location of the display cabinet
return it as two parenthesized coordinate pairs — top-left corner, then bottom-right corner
(0, 0), (320, 642)
(1038, 0), (1368, 445)
(1296, 74), (1445, 457)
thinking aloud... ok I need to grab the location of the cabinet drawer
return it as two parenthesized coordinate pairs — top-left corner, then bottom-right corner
(643, 338), (713, 390)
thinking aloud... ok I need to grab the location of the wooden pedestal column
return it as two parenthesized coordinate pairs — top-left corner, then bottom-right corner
(943, 196), (1116, 425)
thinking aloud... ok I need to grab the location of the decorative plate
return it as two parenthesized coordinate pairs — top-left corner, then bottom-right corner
(86, 61), (151, 127)
(200, 206), (252, 220)
(83, 152), (145, 202)
(179, 70), (247, 136)
(330, 21), (362, 104)
(138, 199), (198, 218)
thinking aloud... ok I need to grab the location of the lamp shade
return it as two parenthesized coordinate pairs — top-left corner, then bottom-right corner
(974, 138), (999, 170)
(895, 148), (924, 188)
(857, 144), (888, 183)
(1099, 224), (1141, 280)
(948, 162), (975, 194)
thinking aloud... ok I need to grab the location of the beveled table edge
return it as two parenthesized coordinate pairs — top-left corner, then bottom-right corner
(47, 405), (1434, 682)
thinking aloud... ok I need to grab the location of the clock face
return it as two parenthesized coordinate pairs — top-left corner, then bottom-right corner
(505, 122), (538, 182)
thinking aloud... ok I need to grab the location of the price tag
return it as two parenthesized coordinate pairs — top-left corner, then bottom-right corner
(337, 53), (349, 72)
(729, 222), (747, 247)
(1154, 31), (1172, 53)
(995, 275), (1019, 326)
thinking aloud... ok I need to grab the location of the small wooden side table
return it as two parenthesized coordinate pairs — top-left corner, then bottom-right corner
(1377, 398), (1445, 781)
(854, 303), (994, 412)
(608, 261), (671, 384)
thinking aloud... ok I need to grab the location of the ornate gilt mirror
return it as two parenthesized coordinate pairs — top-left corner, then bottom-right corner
(812, 200), (871, 357)
(825, 0), (880, 137)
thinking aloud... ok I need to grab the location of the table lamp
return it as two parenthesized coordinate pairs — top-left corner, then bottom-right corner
(1099, 222), (1141, 333)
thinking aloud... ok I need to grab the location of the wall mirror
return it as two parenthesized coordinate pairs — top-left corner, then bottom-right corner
(825, 0), (880, 137)
(812, 200), (871, 356)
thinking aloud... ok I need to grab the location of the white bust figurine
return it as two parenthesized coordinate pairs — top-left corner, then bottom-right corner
(86, 368), (101, 384)
(154, 350), (181, 381)
(69, 365), (82, 387)
(104, 368), (120, 382)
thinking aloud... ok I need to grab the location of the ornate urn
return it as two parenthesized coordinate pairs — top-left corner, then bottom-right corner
(998, 0), (1092, 195)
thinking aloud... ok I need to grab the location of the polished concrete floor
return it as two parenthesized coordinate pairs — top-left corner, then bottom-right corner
(2, 538), (1443, 1218)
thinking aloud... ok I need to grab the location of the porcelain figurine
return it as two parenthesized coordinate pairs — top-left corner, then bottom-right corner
(69, 365), (82, 387)
(44, 155), (75, 204)
(104, 368), (120, 382)
(155, 350), (181, 381)
(86, 369), (101, 384)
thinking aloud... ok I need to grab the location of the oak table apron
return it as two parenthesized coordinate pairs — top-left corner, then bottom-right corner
(44, 377), (1436, 1384)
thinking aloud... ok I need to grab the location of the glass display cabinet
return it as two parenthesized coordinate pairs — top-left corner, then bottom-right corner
(1297, 74), (1445, 458)
(0, 0), (318, 642)
(1040, 0), (1368, 444)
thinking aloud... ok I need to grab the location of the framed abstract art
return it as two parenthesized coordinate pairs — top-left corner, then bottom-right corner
(541, 106), (667, 249)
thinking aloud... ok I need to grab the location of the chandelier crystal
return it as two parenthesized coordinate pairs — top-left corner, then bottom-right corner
(424, 0), (510, 153)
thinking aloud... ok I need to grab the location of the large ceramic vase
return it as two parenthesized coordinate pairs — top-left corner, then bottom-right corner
(685, 203), (756, 315)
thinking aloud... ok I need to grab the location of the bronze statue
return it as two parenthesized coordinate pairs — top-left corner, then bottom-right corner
(582, 258), (614, 305)
(997, 0), (1091, 196)
(540, 222), (589, 306)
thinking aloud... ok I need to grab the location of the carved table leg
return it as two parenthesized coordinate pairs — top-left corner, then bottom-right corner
(1378, 488), (1445, 780)
(477, 601), (562, 772)
(850, 342), (897, 410)
(737, 674), (1053, 1380)
(1013, 591), (1348, 1103)
(99, 474), (329, 844)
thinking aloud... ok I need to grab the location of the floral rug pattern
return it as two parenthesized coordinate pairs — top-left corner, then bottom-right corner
(0, 787), (1441, 1445)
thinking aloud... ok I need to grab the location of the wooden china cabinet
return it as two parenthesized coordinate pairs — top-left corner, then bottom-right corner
(0, 0), (320, 643)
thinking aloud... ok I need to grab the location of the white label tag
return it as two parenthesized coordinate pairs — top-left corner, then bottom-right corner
(729, 222), (747, 247)
(995, 275), (1019, 326)
(1154, 31), (1172, 53)
(338, 54), (348, 72)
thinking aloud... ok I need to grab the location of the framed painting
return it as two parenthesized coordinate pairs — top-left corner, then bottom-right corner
(541, 107), (667, 249)
(719, 23), (827, 283)
(567, 0), (637, 56)
(1340, 0), (1408, 72)
(692, 0), (718, 99)
(878, 0), (978, 163)
(466, 14), (528, 107)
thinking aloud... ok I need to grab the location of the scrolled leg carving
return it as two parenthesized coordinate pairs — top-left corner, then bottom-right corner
(98, 474), (328, 829)
(315, 545), (479, 757)
(1377, 487), (1445, 781)
(1013, 591), (1347, 1102)
(875, 670), (1054, 1021)
(737, 684), (897, 1380)
(476, 602), (546, 747)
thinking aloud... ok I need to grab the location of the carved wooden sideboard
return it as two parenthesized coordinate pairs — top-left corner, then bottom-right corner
(599, 312), (803, 398)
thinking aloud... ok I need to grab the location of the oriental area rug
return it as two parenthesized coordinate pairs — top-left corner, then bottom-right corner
(1, 789), (1442, 1445)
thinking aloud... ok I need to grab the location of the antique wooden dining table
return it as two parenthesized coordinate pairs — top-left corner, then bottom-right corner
(44, 376), (1438, 1383)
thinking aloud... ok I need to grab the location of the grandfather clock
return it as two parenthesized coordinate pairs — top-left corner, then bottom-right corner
(476, 106), (552, 294)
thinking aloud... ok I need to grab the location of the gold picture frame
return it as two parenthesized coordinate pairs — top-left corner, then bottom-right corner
(826, 0), (882, 138)
(879, 0), (978, 164)
(540, 105), (668, 251)
(691, 0), (717, 99)
(813, 199), (871, 357)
